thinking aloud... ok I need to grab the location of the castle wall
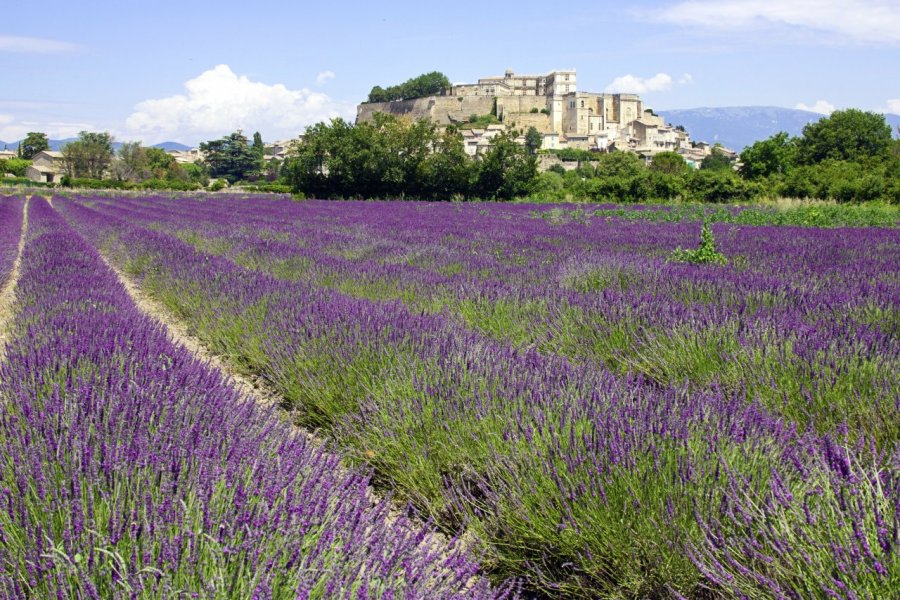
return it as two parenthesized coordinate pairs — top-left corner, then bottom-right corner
(495, 96), (547, 119)
(504, 112), (553, 133)
(357, 96), (495, 125)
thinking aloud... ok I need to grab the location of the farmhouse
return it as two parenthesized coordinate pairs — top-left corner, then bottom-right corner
(25, 150), (65, 184)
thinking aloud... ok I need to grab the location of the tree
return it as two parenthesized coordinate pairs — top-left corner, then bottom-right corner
(366, 72), (451, 103)
(579, 152), (652, 202)
(475, 131), (537, 199)
(200, 131), (259, 183)
(145, 147), (178, 176)
(650, 151), (689, 175)
(115, 141), (148, 181)
(739, 132), (797, 179)
(700, 147), (733, 171)
(20, 132), (49, 159)
(592, 151), (646, 178)
(251, 131), (266, 175)
(61, 131), (114, 179)
(283, 120), (342, 197)
(416, 126), (472, 199)
(796, 109), (893, 165)
(0, 158), (30, 177)
(685, 169), (757, 203)
(524, 127), (542, 155)
(283, 115), (464, 200)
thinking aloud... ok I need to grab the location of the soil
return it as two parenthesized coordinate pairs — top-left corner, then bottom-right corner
(0, 197), (29, 355)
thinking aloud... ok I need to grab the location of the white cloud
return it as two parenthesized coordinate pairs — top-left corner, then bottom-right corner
(678, 73), (694, 85)
(0, 35), (80, 53)
(885, 99), (900, 114)
(795, 100), (836, 114)
(605, 73), (674, 94)
(654, 1), (900, 44)
(316, 70), (336, 85)
(123, 64), (353, 144)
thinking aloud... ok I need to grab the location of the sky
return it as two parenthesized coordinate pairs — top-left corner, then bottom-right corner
(1, 0), (898, 146)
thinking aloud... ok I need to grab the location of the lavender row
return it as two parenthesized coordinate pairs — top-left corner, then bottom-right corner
(59, 195), (899, 597)
(81, 195), (899, 446)
(0, 197), (506, 599)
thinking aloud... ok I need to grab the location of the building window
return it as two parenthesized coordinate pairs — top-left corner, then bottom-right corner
(580, 100), (584, 108)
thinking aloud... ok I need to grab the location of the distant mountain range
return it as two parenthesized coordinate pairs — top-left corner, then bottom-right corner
(657, 106), (900, 151)
(0, 139), (192, 152)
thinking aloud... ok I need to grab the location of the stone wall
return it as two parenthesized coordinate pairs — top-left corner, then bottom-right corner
(504, 112), (553, 133)
(356, 96), (495, 125)
(495, 95), (547, 118)
(537, 154), (580, 172)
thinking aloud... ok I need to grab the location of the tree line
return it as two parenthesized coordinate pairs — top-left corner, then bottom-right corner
(5, 108), (896, 203)
(282, 113), (537, 200)
(736, 109), (899, 203)
(534, 109), (898, 204)
(282, 108), (899, 204)
(2, 129), (280, 191)
(366, 72), (451, 103)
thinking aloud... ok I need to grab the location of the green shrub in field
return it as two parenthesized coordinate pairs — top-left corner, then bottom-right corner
(670, 222), (728, 265)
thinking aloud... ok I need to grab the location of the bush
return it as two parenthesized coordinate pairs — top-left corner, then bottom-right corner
(778, 159), (895, 203)
(685, 170), (758, 203)
(63, 178), (130, 190)
(1, 176), (50, 188)
(0, 158), (31, 177)
(552, 148), (596, 162)
(670, 222), (728, 265)
(138, 178), (201, 191)
(245, 183), (293, 194)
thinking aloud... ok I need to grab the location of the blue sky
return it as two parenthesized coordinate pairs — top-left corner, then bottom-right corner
(2, 0), (898, 145)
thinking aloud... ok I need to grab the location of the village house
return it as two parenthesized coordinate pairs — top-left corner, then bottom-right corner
(629, 112), (680, 156)
(263, 138), (302, 162)
(677, 147), (710, 169)
(25, 150), (65, 184)
(461, 125), (506, 157)
(167, 148), (204, 164)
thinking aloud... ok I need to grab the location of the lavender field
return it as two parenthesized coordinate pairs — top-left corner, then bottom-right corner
(1, 193), (898, 598)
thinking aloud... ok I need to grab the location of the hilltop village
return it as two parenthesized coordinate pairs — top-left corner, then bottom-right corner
(357, 69), (714, 167)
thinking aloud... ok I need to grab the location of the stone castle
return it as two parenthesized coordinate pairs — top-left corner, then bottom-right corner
(357, 69), (690, 157)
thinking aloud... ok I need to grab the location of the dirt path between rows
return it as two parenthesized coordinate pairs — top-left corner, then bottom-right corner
(0, 197), (30, 355)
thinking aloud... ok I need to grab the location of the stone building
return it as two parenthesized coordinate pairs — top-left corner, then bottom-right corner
(450, 69), (576, 98)
(25, 151), (65, 184)
(357, 69), (687, 156)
